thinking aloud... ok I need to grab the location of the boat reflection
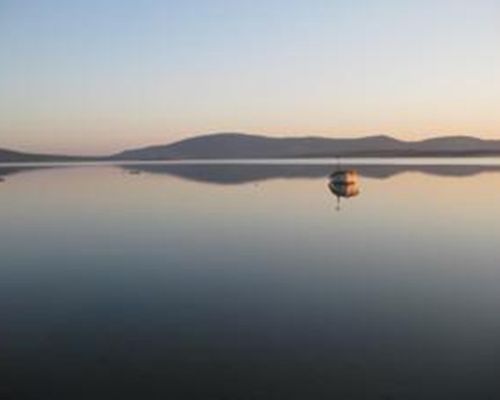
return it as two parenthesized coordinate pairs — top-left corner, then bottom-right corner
(328, 170), (360, 211)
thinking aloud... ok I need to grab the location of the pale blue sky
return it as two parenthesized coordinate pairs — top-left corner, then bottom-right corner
(1, 0), (499, 154)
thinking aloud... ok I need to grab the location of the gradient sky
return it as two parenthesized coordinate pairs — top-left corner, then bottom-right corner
(1, 0), (500, 155)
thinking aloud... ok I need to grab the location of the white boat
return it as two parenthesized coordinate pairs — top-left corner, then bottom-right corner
(329, 170), (358, 184)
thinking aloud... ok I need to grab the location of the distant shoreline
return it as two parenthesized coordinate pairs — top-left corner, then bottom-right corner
(5, 156), (500, 169)
(4, 132), (500, 163)
(3, 153), (500, 165)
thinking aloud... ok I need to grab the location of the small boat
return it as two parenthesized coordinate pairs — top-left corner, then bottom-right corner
(329, 170), (358, 185)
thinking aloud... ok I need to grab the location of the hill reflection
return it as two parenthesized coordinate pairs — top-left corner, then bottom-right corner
(2, 163), (500, 185)
(120, 163), (500, 185)
(0, 166), (56, 182)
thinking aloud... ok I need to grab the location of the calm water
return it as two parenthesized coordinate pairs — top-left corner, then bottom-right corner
(1, 161), (500, 399)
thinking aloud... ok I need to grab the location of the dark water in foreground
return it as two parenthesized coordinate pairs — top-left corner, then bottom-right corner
(1, 161), (500, 399)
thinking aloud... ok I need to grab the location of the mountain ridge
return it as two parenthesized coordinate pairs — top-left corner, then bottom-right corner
(113, 133), (500, 160)
(3, 133), (500, 162)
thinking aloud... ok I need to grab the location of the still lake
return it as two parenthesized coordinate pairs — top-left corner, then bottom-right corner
(1, 160), (500, 399)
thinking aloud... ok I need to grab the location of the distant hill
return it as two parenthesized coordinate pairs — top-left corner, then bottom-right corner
(0, 148), (99, 163)
(114, 133), (500, 160)
(3, 133), (500, 163)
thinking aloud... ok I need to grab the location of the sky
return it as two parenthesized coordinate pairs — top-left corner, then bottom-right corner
(1, 0), (500, 155)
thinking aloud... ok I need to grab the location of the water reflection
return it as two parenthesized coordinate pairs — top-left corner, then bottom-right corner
(2, 163), (500, 399)
(0, 166), (53, 182)
(328, 170), (360, 210)
(3, 163), (500, 185)
(118, 163), (500, 184)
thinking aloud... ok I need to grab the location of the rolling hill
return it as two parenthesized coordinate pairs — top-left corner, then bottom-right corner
(113, 133), (500, 160)
(3, 133), (500, 162)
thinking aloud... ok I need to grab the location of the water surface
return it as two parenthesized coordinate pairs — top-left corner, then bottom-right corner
(1, 160), (500, 399)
